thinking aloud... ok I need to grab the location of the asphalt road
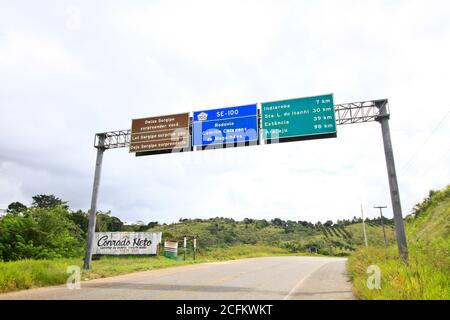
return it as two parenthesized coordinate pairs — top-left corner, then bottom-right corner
(0, 256), (355, 300)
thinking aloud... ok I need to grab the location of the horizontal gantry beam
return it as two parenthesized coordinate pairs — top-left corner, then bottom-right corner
(94, 99), (389, 149)
(335, 99), (389, 125)
(94, 130), (131, 149)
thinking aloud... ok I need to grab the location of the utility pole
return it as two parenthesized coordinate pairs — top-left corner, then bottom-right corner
(184, 236), (187, 261)
(375, 100), (408, 262)
(374, 206), (388, 246)
(360, 204), (368, 247)
(83, 134), (106, 270)
(193, 237), (197, 260)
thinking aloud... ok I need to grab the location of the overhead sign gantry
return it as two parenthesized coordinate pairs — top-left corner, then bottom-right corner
(83, 95), (408, 269)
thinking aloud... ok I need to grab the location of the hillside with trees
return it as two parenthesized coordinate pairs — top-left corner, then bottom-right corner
(1, 194), (395, 261)
(0, 187), (447, 296)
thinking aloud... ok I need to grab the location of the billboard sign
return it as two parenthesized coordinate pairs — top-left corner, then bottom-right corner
(130, 113), (190, 153)
(192, 104), (258, 146)
(261, 94), (336, 140)
(93, 232), (162, 255)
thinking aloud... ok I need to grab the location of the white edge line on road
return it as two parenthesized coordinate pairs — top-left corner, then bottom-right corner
(283, 260), (333, 300)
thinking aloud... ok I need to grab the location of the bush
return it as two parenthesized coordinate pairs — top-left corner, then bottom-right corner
(0, 206), (84, 261)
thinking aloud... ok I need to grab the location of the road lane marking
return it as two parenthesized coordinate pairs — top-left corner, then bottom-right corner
(283, 260), (334, 300)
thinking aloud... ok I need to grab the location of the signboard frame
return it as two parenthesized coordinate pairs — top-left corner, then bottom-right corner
(93, 232), (162, 256)
(192, 104), (259, 150)
(261, 93), (337, 144)
(130, 112), (191, 154)
(136, 117), (194, 157)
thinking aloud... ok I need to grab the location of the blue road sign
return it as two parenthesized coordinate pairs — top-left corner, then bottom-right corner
(193, 104), (258, 146)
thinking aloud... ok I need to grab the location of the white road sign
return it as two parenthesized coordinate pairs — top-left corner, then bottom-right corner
(93, 232), (162, 255)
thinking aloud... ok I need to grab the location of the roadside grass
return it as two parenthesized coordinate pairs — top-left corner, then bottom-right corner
(0, 245), (318, 294)
(0, 258), (79, 293)
(347, 240), (450, 300)
(347, 185), (450, 300)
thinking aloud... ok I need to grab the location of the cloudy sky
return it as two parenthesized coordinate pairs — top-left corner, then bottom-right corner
(1, 0), (449, 224)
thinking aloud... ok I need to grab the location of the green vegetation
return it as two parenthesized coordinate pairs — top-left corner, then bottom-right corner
(0, 206), (84, 261)
(345, 221), (395, 247)
(0, 193), (393, 263)
(0, 258), (77, 293)
(347, 186), (450, 300)
(0, 192), (402, 295)
(151, 217), (393, 256)
(0, 198), (160, 262)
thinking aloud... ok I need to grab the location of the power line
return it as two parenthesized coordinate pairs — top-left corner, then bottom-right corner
(400, 109), (450, 174)
(412, 147), (450, 179)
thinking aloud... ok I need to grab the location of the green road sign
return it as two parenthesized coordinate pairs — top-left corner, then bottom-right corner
(261, 94), (337, 140)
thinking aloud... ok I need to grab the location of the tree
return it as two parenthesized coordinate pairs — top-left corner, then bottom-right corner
(298, 221), (309, 227)
(109, 216), (124, 231)
(0, 206), (84, 261)
(147, 221), (159, 228)
(324, 220), (334, 227)
(284, 220), (296, 233)
(255, 219), (269, 229)
(69, 210), (89, 238)
(271, 218), (284, 227)
(31, 195), (68, 210)
(6, 202), (27, 215)
(95, 212), (110, 232)
(412, 189), (438, 218)
(95, 211), (124, 232)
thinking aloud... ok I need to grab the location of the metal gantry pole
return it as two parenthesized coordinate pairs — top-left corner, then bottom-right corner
(83, 134), (106, 270)
(375, 100), (408, 262)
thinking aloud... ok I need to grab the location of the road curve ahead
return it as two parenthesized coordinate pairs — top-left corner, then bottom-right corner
(0, 256), (355, 300)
